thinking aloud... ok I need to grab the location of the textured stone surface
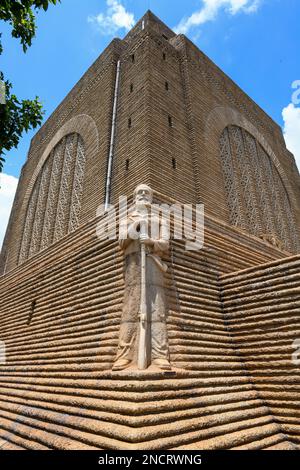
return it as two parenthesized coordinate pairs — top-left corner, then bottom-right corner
(220, 256), (300, 447)
(0, 11), (299, 450)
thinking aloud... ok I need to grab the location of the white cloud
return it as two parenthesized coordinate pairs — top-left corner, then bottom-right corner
(0, 173), (18, 250)
(282, 103), (300, 171)
(174, 0), (261, 35)
(88, 0), (135, 35)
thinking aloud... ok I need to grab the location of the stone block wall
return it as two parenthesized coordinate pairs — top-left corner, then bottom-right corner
(221, 255), (300, 446)
(0, 207), (296, 449)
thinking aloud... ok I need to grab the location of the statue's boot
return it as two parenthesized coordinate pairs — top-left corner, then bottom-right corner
(112, 358), (131, 371)
(152, 358), (171, 370)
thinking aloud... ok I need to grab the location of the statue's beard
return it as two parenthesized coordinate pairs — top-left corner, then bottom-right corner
(135, 199), (152, 208)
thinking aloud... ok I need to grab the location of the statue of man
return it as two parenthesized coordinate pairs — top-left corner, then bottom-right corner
(112, 184), (171, 371)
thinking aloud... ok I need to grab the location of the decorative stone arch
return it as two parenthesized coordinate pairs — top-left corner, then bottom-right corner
(17, 114), (99, 264)
(204, 106), (300, 253)
(22, 114), (99, 210)
(204, 106), (298, 210)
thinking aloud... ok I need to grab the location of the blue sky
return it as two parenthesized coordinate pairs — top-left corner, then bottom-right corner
(0, 0), (300, 245)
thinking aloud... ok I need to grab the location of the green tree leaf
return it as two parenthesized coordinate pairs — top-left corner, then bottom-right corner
(0, 0), (61, 174)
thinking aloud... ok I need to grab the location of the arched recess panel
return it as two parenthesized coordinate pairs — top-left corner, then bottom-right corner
(18, 133), (86, 265)
(220, 125), (299, 253)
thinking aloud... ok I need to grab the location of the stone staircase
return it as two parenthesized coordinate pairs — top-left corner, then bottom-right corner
(0, 367), (295, 450)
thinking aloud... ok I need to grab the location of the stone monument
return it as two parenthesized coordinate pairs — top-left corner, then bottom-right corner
(0, 10), (299, 450)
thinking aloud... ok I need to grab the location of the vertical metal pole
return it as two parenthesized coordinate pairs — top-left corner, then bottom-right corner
(138, 230), (148, 370)
(105, 60), (121, 211)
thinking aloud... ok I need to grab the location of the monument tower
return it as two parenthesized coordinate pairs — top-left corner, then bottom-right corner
(0, 11), (299, 450)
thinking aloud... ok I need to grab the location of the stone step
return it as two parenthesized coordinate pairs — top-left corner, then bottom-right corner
(0, 426), (49, 450)
(169, 420), (283, 450)
(0, 385), (261, 416)
(0, 400), (277, 450)
(231, 432), (291, 450)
